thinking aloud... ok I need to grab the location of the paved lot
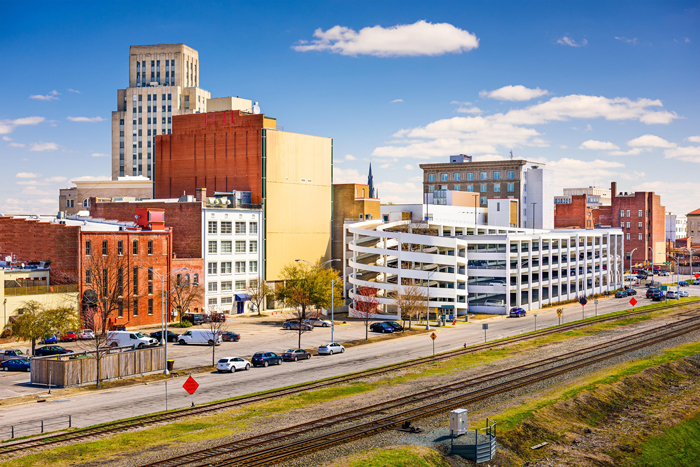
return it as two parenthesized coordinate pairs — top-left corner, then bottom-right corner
(0, 275), (698, 428)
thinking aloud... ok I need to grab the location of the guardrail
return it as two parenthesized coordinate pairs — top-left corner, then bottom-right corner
(3, 284), (79, 296)
(0, 415), (72, 440)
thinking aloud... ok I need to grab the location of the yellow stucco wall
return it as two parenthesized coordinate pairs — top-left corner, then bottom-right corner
(264, 130), (332, 281)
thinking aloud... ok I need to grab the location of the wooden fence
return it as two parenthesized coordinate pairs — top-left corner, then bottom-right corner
(30, 346), (165, 387)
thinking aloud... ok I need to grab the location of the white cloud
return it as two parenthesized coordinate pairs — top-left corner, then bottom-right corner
(614, 36), (638, 45)
(456, 106), (482, 114)
(332, 167), (363, 184)
(685, 37), (691, 43)
(20, 186), (52, 195)
(30, 142), (58, 152)
(390, 99), (404, 103)
(293, 20), (479, 57)
(557, 36), (588, 47)
(3, 136), (12, 141)
(559, 145), (568, 149)
(585, 124), (593, 131)
(627, 134), (676, 148)
(664, 146), (700, 163)
(580, 140), (620, 150)
(9, 142), (26, 148)
(0, 197), (56, 214)
(0, 116), (45, 135)
(44, 176), (67, 182)
(479, 85), (549, 102)
(345, 154), (357, 161)
(67, 88), (80, 93)
(547, 158), (629, 193)
(379, 163), (391, 169)
(686, 136), (700, 143)
(16, 172), (40, 178)
(609, 148), (645, 156)
(29, 90), (60, 101)
(16, 180), (47, 186)
(91, 152), (109, 157)
(403, 164), (414, 170)
(67, 116), (105, 122)
(633, 181), (700, 215)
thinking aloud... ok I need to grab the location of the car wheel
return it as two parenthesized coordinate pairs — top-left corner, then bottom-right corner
(231, 367), (236, 373)
(294, 356), (298, 362)
(138, 343), (145, 349)
(263, 361), (269, 367)
(2, 367), (7, 371)
(307, 354), (311, 359)
(276, 359), (281, 365)
(245, 364), (250, 370)
(110, 342), (119, 348)
(26, 367), (31, 372)
(329, 350), (333, 355)
(208, 340), (215, 346)
(323, 323), (328, 327)
(341, 348), (345, 353)
(179, 339), (187, 345)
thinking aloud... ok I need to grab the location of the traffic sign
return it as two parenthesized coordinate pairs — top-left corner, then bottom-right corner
(556, 308), (563, 317)
(482, 323), (488, 330)
(183, 376), (199, 395)
(430, 332), (437, 340)
(695, 273), (699, 279)
(594, 299), (598, 305)
(579, 297), (588, 306)
(629, 297), (638, 307)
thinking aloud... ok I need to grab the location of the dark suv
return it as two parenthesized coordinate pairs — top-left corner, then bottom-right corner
(183, 313), (211, 325)
(646, 288), (660, 299)
(251, 352), (282, 367)
(34, 346), (73, 357)
(369, 322), (395, 333)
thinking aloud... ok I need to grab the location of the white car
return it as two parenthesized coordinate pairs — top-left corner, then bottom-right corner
(79, 329), (95, 340)
(694, 279), (700, 285)
(216, 357), (251, 373)
(659, 271), (670, 276)
(678, 290), (689, 298)
(304, 317), (332, 327)
(318, 342), (345, 355)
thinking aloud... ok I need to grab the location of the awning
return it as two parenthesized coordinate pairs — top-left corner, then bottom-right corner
(440, 305), (455, 310)
(235, 294), (251, 301)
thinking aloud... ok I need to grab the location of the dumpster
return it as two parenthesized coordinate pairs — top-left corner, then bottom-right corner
(167, 360), (174, 372)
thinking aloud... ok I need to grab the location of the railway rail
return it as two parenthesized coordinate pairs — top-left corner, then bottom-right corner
(1, 299), (697, 456)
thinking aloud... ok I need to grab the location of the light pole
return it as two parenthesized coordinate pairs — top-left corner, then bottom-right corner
(628, 247), (638, 275)
(425, 269), (436, 330)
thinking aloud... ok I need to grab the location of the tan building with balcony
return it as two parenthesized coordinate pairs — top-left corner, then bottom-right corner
(332, 183), (380, 271)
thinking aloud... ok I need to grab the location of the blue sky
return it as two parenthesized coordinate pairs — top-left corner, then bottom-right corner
(1, 1), (698, 215)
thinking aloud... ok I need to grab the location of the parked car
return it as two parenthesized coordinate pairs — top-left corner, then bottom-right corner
(693, 279), (700, 286)
(3, 349), (26, 358)
(178, 329), (221, 346)
(0, 358), (31, 372)
(34, 346), (73, 357)
(369, 322), (395, 334)
(303, 317), (332, 327)
(283, 321), (313, 331)
(211, 313), (227, 323)
(216, 357), (251, 373)
(107, 331), (158, 349)
(109, 324), (127, 331)
(282, 349), (312, 361)
(221, 331), (240, 342)
(182, 313), (211, 325)
(41, 335), (58, 344)
(387, 321), (404, 332)
(149, 330), (180, 343)
(652, 290), (665, 301)
(78, 329), (95, 340)
(251, 351), (282, 367)
(615, 290), (628, 298)
(646, 288), (660, 299)
(666, 290), (679, 299)
(678, 290), (689, 298)
(318, 342), (345, 355)
(509, 307), (527, 317)
(626, 289), (637, 296)
(60, 331), (77, 342)
(680, 281), (690, 287)
(659, 271), (670, 276)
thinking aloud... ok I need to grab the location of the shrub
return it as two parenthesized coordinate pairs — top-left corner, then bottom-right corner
(170, 321), (193, 328)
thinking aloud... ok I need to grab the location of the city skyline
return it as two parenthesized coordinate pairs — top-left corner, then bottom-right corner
(1, 1), (698, 215)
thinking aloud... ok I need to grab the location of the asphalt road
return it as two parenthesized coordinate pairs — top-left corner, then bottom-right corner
(1, 275), (698, 429)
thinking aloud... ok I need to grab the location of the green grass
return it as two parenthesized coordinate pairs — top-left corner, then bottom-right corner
(628, 411), (700, 467)
(343, 446), (450, 467)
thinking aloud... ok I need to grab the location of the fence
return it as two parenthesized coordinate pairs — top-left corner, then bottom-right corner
(0, 415), (72, 440)
(3, 284), (79, 296)
(31, 345), (165, 387)
(450, 418), (497, 463)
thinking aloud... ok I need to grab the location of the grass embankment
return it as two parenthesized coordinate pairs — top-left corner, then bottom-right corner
(328, 446), (450, 467)
(630, 412), (700, 467)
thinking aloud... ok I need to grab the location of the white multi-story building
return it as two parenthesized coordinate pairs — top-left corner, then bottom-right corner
(343, 219), (623, 318)
(522, 166), (554, 229)
(665, 212), (687, 242)
(202, 206), (263, 314)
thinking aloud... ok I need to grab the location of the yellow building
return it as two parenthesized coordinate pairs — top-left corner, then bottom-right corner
(332, 183), (381, 271)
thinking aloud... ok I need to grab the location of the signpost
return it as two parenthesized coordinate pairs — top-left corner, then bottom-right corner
(594, 299), (599, 317)
(579, 297), (588, 320)
(556, 308), (563, 325)
(430, 332), (437, 356)
(534, 314), (537, 332)
(629, 297), (637, 309)
(482, 323), (488, 343)
(183, 375), (199, 407)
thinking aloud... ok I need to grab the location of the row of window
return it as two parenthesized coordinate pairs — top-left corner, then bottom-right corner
(207, 240), (257, 254)
(207, 221), (258, 235)
(428, 184), (516, 193)
(428, 171), (516, 182)
(621, 222), (645, 229)
(620, 209), (645, 218)
(626, 233), (648, 241)
(85, 267), (154, 296)
(207, 261), (258, 275)
(114, 298), (154, 318)
(208, 293), (245, 306)
(207, 276), (256, 292)
(85, 239), (154, 256)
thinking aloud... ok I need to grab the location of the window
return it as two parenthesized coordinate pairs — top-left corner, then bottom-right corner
(507, 183), (515, 192)
(249, 260), (258, 273)
(507, 171), (515, 179)
(85, 240), (92, 256)
(221, 262), (232, 274)
(249, 222), (258, 234)
(428, 186), (435, 193)
(193, 273), (199, 285)
(638, 210), (643, 217)
(638, 233), (643, 240)
(208, 282), (217, 292)
(481, 196), (487, 205)
(221, 296), (233, 305)
(148, 240), (153, 255)
(480, 172), (488, 180)
(466, 173), (474, 181)
(235, 241), (246, 253)
(467, 184), (474, 192)
(454, 173), (461, 181)
(221, 241), (232, 253)
(626, 252), (631, 259)
(148, 269), (153, 294)
(208, 221), (217, 234)
(117, 268), (123, 296)
(146, 298), (152, 315)
(133, 268), (139, 295)
(133, 299), (139, 317)
(454, 185), (461, 191)
(620, 210), (625, 218)
(626, 233), (631, 241)
(117, 240), (123, 256)
(208, 298), (218, 306)
(221, 221), (232, 234)
(494, 184), (501, 192)
(118, 301), (123, 318)
(235, 280), (246, 290)
(235, 261), (246, 273)
(480, 184), (488, 192)
(133, 240), (138, 255)
(428, 174), (435, 182)
(208, 262), (217, 274)
(235, 222), (246, 234)
(249, 240), (258, 253)
(208, 241), (218, 254)
(493, 172), (501, 180)
(626, 222), (631, 229)
(638, 222), (642, 229)
(626, 210), (631, 217)
(441, 173), (448, 182)
(85, 269), (91, 284)
(221, 281), (233, 291)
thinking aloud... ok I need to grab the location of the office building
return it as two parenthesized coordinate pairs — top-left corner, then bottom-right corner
(59, 176), (153, 216)
(332, 183), (380, 272)
(688, 208), (700, 244)
(555, 187), (611, 207)
(665, 212), (687, 242)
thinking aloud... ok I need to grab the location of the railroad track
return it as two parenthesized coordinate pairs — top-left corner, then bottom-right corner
(1, 299), (696, 455)
(144, 315), (700, 467)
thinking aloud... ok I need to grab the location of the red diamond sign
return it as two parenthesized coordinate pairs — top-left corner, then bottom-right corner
(695, 273), (699, 279)
(183, 376), (199, 395)
(629, 297), (638, 307)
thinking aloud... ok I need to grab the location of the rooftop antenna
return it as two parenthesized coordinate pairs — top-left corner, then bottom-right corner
(510, 150), (513, 160)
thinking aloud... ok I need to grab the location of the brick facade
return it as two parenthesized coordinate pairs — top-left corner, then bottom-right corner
(554, 195), (602, 229)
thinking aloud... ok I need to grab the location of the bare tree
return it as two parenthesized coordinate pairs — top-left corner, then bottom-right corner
(169, 274), (204, 323)
(354, 286), (380, 341)
(395, 285), (428, 330)
(247, 278), (273, 316)
(205, 305), (227, 366)
(80, 253), (132, 388)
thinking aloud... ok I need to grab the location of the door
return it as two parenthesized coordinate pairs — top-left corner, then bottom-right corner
(236, 301), (244, 314)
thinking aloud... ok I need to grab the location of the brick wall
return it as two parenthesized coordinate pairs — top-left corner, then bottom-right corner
(172, 257), (204, 313)
(90, 200), (202, 259)
(0, 217), (81, 277)
(554, 195), (589, 229)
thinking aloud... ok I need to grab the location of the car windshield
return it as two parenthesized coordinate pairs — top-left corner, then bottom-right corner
(218, 358), (230, 363)
(285, 349), (294, 353)
(136, 332), (147, 338)
(253, 353), (263, 358)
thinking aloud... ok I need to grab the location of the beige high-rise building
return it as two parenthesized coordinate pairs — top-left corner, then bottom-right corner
(111, 44), (252, 182)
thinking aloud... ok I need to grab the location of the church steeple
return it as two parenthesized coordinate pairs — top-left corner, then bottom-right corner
(368, 163), (376, 198)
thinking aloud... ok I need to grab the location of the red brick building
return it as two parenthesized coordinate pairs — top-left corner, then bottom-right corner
(553, 195), (603, 229)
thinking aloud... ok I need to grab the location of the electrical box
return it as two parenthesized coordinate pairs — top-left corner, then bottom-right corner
(450, 408), (468, 435)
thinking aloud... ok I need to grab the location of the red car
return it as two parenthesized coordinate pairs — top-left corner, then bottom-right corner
(60, 331), (78, 342)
